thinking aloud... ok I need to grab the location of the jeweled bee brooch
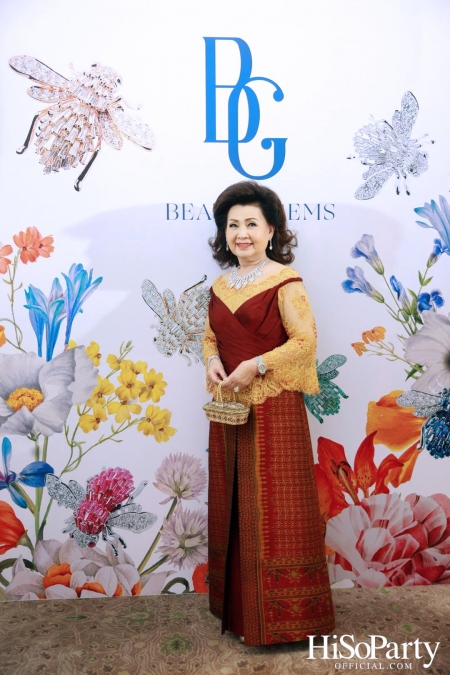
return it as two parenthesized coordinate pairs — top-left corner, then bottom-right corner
(349, 91), (434, 200)
(141, 276), (211, 366)
(46, 467), (157, 555)
(8, 55), (155, 191)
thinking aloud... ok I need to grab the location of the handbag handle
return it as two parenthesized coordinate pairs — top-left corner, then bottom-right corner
(216, 380), (237, 403)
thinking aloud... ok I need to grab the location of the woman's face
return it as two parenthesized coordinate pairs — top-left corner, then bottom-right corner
(226, 203), (274, 263)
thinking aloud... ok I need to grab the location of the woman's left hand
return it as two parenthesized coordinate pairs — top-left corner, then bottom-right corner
(221, 359), (258, 392)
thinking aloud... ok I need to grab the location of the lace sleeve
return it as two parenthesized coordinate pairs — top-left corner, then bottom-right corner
(202, 315), (219, 368)
(261, 281), (320, 395)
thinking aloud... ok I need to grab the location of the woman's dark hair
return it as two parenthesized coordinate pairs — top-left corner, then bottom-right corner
(209, 181), (298, 268)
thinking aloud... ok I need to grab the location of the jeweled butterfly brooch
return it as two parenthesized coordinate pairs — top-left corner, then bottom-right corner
(9, 56), (155, 191)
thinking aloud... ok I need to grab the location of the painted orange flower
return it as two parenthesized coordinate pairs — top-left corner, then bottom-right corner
(366, 390), (424, 451)
(362, 326), (386, 343)
(0, 326), (6, 348)
(315, 432), (421, 522)
(13, 226), (54, 264)
(0, 243), (13, 274)
(192, 563), (209, 593)
(351, 341), (367, 356)
(0, 500), (27, 554)
(13, 227), (39, 263)
(36, 235), (54, 259)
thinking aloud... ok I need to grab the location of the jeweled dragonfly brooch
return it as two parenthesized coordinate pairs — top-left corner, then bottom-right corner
(349, 91), (433, 199)
(9, 56), (154, 191)
(46, 467), (157, 555)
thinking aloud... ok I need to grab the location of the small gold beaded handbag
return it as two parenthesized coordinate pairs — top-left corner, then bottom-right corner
(203, 381), (250, 425)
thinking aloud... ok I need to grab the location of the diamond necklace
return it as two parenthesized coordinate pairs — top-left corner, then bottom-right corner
(228, 257), (270, 289)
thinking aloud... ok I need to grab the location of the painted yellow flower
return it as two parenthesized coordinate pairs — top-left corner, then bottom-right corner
(107, 400), (142, 423)
(79, 404), (107, 433)
(139, 368), (167, 403)
(85, 341), (102, 366)
(87, 375), (115, 407)
(351, 342), (367, 356)
(106, 354), (121, 370)
(0, 326), (6, 348)
(68, 340), (77, 349)
(138, 405), (176, 442)
(120, 359), (148, 375)
(115, 369), (145, 401)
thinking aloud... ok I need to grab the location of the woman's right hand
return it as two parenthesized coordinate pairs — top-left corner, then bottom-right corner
(207, 358), (227, 389)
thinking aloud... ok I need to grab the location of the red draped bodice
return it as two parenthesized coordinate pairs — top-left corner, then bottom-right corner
(208, 277), (300, 375)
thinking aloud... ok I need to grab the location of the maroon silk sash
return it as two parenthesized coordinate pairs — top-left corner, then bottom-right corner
(208, 277), (301, 376)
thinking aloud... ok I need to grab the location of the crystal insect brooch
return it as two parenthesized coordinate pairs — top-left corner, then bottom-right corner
(141, 275), (210, 365)
(348, 91), (434, 200)
(397, 388), (450, 459)
(8, 56), (155, 191)
(46, 467), (157, 555)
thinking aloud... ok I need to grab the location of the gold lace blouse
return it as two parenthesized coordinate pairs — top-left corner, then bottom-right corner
(202, 266), (319, 406)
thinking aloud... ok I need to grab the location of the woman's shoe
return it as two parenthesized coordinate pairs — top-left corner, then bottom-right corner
(239, 636), (245, 643)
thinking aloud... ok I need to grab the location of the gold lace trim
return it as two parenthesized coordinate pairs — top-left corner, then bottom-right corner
(212, 266), (300, 313)
(291, 287), (310, 320)
(202, 316), (219, 364)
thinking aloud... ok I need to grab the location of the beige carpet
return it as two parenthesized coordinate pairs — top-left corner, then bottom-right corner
(1, 587), (449, 675)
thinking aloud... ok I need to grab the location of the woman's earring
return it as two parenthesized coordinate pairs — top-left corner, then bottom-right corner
(269, 238), (273, 250)
(226, 241), (229, 251)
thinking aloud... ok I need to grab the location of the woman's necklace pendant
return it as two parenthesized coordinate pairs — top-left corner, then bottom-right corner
(228, 257), (270, 289)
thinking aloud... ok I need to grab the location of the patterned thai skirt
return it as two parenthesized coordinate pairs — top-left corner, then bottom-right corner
(207, 389), (335, 646)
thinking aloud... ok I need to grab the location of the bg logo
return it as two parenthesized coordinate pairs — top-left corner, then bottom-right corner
(204, 37), (287, 180)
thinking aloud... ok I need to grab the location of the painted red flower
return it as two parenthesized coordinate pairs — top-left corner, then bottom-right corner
(0, 500), (26, 554)
(315, 432), (421, 523)
(192, 563), (209, 593)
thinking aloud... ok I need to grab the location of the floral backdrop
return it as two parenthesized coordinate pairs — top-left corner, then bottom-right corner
(1, 0), (450, 601)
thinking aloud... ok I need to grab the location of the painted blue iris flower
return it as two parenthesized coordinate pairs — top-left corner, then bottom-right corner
(0, 437), (54, 508)
(390, 275), (410, 310)
(24, 279), (66, 361)
(62, 264), (103, 347)
(351, 234), (384, 274)
(428, 238), (445, 267)
(418, 290), (445, 312)
(342, 266), (384, 302)
(415, 196), (450, 253)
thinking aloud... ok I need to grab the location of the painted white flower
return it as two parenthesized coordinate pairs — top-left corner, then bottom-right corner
(5, 538), (172, 600)
(325, 492), (450, 587)
(158, 506), (208, 569)
(153, 452), (207, 505)
(404, 310), (450, 393)
(0, 347), (97, 437)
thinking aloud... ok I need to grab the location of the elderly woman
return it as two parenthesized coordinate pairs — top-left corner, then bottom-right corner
(202, 181), (335, 647)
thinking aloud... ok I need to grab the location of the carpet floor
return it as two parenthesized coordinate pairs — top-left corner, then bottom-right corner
(1, 587), (449, 675)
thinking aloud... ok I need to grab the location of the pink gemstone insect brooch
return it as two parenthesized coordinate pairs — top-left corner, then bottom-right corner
(46, 467), (157, 555)
(8, 56), (155, 191)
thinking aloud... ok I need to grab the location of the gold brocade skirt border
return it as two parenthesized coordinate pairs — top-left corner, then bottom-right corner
(207, 390), (336, 647)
